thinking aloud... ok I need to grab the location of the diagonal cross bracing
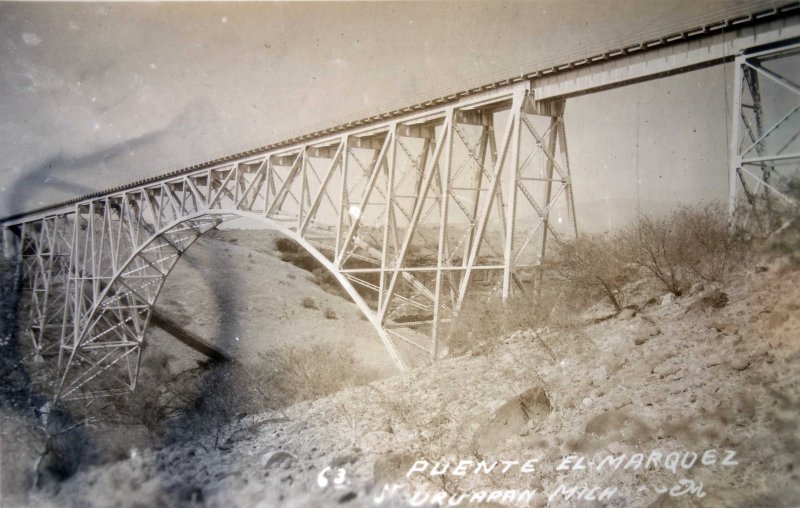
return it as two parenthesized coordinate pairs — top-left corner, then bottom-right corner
(2, 81), (581, 400)
(2, 3), (800, 402)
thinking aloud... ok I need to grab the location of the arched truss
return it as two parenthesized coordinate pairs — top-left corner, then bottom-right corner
(4, 81), (579, 400)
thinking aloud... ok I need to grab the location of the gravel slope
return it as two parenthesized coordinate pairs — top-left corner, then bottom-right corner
(17, 253), (800, 508)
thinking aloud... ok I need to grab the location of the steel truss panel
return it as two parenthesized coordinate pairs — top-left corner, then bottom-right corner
(730, 39), (800, 231)
(2, 81), (578, 401)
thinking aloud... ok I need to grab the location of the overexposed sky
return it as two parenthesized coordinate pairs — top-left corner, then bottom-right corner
(0, 1), (753, 229)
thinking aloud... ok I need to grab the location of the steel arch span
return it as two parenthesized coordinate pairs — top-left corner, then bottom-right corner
(4, 83), (579, 400)
(4, 3), (800, 401)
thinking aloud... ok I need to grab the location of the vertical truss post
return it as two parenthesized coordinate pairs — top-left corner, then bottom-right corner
(432, 108), (454, 358)
(336, 136), (349, 259)
(58, 207), (80, 370)
(558, 107), (578, 239)
(730, 53), (745, 218)
(538, 102), (564, 269)
(465, 114), (491, 265)
(502, 99), (523, 300)
(379, 124), (397, 312)
(744, 66), (771, 223)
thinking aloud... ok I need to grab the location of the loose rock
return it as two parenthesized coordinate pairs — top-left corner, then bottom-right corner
(730, 358), (750, 371)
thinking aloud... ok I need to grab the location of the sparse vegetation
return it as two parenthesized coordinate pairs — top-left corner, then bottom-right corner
(550, 234), (633, 312)
(166, 361), (270, 448)
(3, 199), (797, 505)
(449, 203), (754, 355)
(301, 296), (319, 310)
(256, 343), (378, 406)
(274, 237), (301, 255)
(765, 182), (800, 265)
(447, 289), (581, 356)
(617, 204), (749, 295)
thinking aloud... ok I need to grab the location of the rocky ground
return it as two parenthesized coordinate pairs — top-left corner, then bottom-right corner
(3, 235), (797, 507)
(148, 225), (399, 378)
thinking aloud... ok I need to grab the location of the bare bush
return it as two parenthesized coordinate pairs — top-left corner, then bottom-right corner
(165, 361), (270, 448)
(446, 286), (581, 356)
(301, 296), (319, 310)
(448, 204), (753, 355)
(323, 307), (337, 319)
(446, 297), (506, 355)
(670, 204), (749, 284)
(618, 213), (688, 295)
(765, 181), (800, 264)
(619, 204), (749, 295)
(280, 250), (320, 272)
(549, 235), (632, 312)
(273, 237), (301, 254)
(256, 343), (376, 406)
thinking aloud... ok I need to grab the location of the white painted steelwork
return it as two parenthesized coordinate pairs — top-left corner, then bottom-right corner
(2, 2), (799, 401)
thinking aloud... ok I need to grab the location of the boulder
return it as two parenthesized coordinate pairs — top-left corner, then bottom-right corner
(729, 357), (750, 371)
(688, 290), (729, 313)
(262, 450), (296, 469)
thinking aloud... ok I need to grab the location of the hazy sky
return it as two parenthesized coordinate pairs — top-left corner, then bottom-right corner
(0, 1), (754, 230)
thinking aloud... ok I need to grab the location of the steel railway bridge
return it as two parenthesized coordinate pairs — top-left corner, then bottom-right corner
(2, 2), (800, 400)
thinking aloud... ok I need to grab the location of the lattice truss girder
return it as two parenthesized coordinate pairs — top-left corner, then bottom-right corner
(730, 40), (800, 230)
(17, 214), (74, 356)
(5, 81), (577, 400)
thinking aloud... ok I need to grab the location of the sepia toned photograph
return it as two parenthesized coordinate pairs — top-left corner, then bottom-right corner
(1, 1), (799, 506)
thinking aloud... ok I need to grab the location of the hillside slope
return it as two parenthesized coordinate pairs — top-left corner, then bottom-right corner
(145, 227), (399, 379)
(22, 252), (800, 507)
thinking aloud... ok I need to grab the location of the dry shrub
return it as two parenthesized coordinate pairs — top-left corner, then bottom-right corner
(257, 342), (376, 406)
(273, 237), (360, 299)
(446, 296), (506, 355)
(618, 204), (749, 295)
(280, 250), (320, 273)
(301, 296), (319, 310)
(274, 237), (301, 255)
(312, 268), (349, 299)
(163, 361), (270, 447)
(448, 204), (754, 355)
(765, 181), (800, 264)
(446, 279), (587, 356)
(549, 235), (632, 311)
(618, 214), (688, 295)
(667, 204), (749, 284)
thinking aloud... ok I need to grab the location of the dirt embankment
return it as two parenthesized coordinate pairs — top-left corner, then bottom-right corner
(15, 251), (800, 508)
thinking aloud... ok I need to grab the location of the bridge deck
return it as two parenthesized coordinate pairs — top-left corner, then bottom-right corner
(2, 0), (798, 226)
